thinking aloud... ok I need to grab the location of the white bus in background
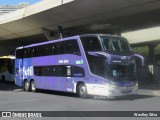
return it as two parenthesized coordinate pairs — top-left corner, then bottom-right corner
(0, 55), (15, 82)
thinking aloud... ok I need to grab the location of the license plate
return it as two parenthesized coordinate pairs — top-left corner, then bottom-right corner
(121, 90), (132, 94)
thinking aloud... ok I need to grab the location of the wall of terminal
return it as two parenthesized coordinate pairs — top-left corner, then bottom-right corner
(0, 46), (10, 56)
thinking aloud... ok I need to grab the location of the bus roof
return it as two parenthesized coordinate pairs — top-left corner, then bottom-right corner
(16, 34), (123, 50)
(16, 35), (80, 50)
(79, 34), (122, 38)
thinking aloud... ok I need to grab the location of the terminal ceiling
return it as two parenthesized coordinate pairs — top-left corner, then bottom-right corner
(1, 0), (160, 44)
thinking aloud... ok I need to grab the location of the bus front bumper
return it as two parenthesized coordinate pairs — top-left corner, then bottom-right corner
(86, 84), (138, 97)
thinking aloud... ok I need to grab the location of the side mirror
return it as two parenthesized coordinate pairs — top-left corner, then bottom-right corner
(134, 54), (145, 68)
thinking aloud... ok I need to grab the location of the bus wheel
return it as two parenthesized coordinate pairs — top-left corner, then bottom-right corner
(31, 81), (36, 92)
(1, 75), (5, 82)
(78, 83), (88, 98)
(24, 81), (30, 92)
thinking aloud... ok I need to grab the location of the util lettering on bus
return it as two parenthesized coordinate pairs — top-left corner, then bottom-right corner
(23, 66), (33, 76)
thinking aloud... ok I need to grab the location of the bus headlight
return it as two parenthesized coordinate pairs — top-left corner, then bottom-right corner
(106, 84), (116, 89)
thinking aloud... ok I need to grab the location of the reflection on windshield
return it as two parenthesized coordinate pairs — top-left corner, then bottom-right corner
(106, 63), (136, 81)
(86, 52), (136, 82)
(101, 36), (131, 52)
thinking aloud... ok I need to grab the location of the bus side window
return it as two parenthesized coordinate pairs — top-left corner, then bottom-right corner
(86, 54), (106, 78)
(44, 44), (52, 56)
(33, 47), (39, 57)
(54, 42), (64, 55)
(38, 67), (43, 76)
(32, 48), (35, 57)
(72, 66), (85, 77)
(31, 47), (39, 57)
(24, 49), (27, 58)
(28, 48), (32, 58)
(34, 67), (38, 76)
(80, 37), (102, 51)
(64, 40), (81, 56)
(53, 66), (65, 76)
(42, 66), (51, 76)
(37, 45), (44, 57)
(16, 49), (23, 59)
(24, 48), (32, 58)
(33, 66), (42, 76)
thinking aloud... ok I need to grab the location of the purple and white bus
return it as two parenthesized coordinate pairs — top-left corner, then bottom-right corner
(15, 34), (143, 98)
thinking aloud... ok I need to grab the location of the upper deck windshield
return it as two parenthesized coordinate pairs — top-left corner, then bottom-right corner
(100, 36), (131, 52)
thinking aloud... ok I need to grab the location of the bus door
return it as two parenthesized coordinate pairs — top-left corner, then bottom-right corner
(65, 66), (74, 92)
(52, 65), (72, 91)
(64, 65), (85, 93)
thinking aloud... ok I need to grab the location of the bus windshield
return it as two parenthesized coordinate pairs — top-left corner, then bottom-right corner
(105, 63), (136, 82)
(86, 53), (136, 82)
(100, 36), (131, 52)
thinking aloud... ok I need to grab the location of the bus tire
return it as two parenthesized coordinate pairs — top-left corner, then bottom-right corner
(1, 75), (5, 82)
(24, 80), (30, 92)
(31, 80), (36, 92)
(77, 83), (88, 98)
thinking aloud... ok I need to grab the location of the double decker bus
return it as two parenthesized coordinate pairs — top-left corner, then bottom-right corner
(0, 55), (15, 82)
(15, 34), (143, 98)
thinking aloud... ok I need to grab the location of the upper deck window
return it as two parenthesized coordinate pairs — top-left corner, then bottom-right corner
(16, 39), (80, 58)
(80, 36), (102, 51)
(64, 40), (81, 56)
(16, 49), (23, 59)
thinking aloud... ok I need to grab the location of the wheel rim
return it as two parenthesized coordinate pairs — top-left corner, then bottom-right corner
(79, 85), (87, 97)
(25, 81), (29, 90)
(31, 82), (36, 91)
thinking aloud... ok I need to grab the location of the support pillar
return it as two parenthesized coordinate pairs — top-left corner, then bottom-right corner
(148, 44), (156, 65)
(148, 44), (157, 81)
